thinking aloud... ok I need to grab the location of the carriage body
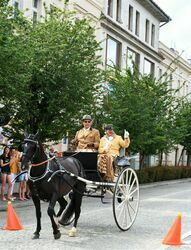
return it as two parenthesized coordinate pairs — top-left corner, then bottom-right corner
(63, 151), (140, 231)
(63, 151), (131, 181)
(63, 151), (101, 181)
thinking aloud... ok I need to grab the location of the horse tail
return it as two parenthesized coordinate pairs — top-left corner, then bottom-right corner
(59, 178), (85, 227)
(59, 198), (75, 226)
(58, 162), (86, 227)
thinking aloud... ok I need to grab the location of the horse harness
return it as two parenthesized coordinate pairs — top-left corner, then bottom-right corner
(22, 138), (81, 184)
(22, 138), (62, 183)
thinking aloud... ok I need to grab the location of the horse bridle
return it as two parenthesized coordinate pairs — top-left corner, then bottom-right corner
(23, 137), (82, 183)
(23, 138), (40, 163)
(22, 138), (54, 182)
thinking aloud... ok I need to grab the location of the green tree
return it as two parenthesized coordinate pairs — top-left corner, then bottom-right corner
(174, 102), (191, 166)
(1, 5), (103, 141)
(0, 1), (28, 126)
(104, 68), (182, 168)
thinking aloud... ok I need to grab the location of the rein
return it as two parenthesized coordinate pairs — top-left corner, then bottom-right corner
(31, 156), (55, 167)
(28, 160), (54, 183)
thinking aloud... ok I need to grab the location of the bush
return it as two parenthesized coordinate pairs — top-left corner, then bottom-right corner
(136, 166), (191, 184)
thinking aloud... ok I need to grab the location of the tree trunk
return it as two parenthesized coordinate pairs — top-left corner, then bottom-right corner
(158, 151), (163, 166)
(187, 152), (191, 167)
(177, 147), (185, 166)
(139, 153), (144, 169)
(174, 147), (178, 167)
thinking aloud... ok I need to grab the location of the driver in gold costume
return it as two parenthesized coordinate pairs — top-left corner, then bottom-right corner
(71, 115), (100, 152)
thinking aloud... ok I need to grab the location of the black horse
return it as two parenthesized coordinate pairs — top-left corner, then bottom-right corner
(21, 133), (86, 239)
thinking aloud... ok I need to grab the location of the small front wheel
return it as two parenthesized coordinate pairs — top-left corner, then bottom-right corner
(113, 167), (139, 231)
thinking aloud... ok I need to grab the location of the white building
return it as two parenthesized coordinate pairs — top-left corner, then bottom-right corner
(12, 0), (170, 75)
(159, 42), (191, 166)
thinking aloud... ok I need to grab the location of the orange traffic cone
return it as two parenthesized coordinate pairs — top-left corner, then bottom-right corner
(163, 213), (182, 246)
(4, 201), (23, 230)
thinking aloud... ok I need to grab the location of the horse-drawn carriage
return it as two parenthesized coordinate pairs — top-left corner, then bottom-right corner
(62, 151), (140, 231)
(20, 134), (140, 239)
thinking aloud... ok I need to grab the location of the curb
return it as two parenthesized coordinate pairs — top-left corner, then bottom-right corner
(1, 178), (191, 212)
(140, 178), (191, 189)
(0, 182), (33, 212)
(0, 195), (33, 212)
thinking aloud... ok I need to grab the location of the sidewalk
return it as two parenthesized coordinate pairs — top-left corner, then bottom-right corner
(0, 182), (33, 212)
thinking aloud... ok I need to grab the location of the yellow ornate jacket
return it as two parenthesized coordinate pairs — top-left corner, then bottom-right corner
(98, 134), (130, 156)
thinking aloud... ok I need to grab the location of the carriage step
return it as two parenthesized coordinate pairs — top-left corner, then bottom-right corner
(84, 193), (104, 198)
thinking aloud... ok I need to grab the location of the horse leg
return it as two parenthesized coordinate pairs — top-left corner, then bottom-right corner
(69, 181), (85, 237)
(47, 193), (61, 239)
(32, 195), (41, 239)
(56, 197), (67, 217)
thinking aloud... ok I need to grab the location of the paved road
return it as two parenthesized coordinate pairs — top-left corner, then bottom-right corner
(1, 179), (191, 249)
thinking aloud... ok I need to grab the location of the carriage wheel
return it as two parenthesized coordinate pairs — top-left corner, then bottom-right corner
(113, 167), (139, 231)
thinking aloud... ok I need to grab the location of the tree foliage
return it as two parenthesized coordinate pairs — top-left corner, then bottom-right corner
(174, 102), (191, 165)
(104, 68), (184, 167)
(0, 1), (28, 126)
(0, 3), (103, 141)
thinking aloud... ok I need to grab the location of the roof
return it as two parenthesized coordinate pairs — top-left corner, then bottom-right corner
(136, 0), (171, 23)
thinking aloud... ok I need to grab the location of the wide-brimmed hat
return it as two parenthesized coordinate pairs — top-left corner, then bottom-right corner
(82, 115), (92, 121)
(104, 124), (114, 130)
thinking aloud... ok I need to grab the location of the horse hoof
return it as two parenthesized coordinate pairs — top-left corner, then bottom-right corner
(54, 231), (61, 239)
(32, 234), (40, 239)
(68, 227), (76, 237)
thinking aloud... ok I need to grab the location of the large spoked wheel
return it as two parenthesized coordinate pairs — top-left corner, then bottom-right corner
(113, 167), (139, 231)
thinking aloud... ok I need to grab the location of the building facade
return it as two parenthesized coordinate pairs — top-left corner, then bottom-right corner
(12, 0), (170, 76)
(159, 42), (191, 166)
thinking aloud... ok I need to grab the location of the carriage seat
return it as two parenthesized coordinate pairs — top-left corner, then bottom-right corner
(63, 151), (101, 181)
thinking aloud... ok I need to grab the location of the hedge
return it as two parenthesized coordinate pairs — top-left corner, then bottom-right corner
(136, 166), (191, 184)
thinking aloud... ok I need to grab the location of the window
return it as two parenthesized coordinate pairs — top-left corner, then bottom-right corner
(127, 48), (140, 72)
(135, 11), (140, 36)
(106, 36), (121, 68)
(50, 4), (58, 14)
(169, 74), (173, 89)
(158, 68), (162, 78)
(13, 0), (19, 9)
(107, 0), (113, 17)
(32, 0), (40, 24)
(183, 82), (186, 96)
(128, 5), (133, 31)
(13, 0), (19, 18)
(145, 19), (150, 43)
(144, 58), (154, 75)
(116, 0), (122, 22)
(33, 11), (37, 24)
(186, 84), (189, 96)
(151, 24), (155, 47)
(33, 0), (38, 8)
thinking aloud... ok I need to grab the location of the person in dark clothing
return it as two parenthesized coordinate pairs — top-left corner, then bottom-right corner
(0, 146), (13, 201)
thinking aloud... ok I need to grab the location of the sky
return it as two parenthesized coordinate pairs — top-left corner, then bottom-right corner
(154, 0), (191, 60)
